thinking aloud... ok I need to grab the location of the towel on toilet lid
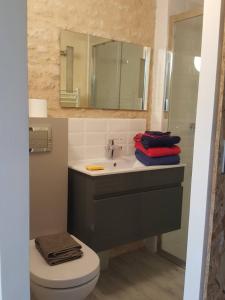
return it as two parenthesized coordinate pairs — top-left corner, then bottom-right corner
(35, 232), (83, 266)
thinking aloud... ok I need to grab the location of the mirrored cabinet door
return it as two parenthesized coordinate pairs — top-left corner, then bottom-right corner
(60, 30), (151, 111)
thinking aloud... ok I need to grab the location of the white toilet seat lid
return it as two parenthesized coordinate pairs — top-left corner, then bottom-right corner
(30, 235), (100, 289)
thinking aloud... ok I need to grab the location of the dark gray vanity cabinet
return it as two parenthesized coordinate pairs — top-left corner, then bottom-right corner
(68, 167), (184, 252)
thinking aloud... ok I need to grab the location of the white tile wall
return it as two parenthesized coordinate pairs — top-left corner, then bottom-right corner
(68, 118), (146, 161)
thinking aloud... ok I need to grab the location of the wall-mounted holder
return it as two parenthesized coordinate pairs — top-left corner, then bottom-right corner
(29, 126), (52, 153)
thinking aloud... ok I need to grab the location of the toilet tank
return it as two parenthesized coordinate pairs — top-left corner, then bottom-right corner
(29, 118), (68, 239)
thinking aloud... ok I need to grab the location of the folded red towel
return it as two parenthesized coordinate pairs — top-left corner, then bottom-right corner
(135, 141), (181, 157)
(134, 133), (143, 143)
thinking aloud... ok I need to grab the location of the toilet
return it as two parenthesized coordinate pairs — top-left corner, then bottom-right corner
(30, 235), (100, 300)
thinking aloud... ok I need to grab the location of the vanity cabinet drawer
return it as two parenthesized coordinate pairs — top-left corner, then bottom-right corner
(140, 186), (183, 237)
(92, 186), (182, 251)
(92, 193), (140, 251)
(93, 167), (184, 197)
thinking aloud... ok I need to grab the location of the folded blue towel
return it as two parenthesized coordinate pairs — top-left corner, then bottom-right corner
(145, 131), (171, 136)
(135, 150), (180, 166)
(141, 134), (181, 149)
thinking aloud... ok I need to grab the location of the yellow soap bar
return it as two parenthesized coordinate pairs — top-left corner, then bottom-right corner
(86, 165), (104, 171)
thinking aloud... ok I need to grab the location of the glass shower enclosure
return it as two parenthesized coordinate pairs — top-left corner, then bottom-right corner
(161, 13), (203, 262)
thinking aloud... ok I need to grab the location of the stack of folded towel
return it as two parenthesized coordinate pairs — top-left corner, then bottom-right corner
(35, 232), (83, 266)
(134, 131), (181, 166)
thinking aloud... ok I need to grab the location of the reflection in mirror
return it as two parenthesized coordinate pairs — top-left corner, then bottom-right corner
(60, 30), (151, 111)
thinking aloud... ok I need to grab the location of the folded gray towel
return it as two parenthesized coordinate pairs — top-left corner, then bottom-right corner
(35, 232), (83, 266)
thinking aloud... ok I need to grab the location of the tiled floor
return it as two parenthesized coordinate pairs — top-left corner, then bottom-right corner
(87, 249), (184, 300)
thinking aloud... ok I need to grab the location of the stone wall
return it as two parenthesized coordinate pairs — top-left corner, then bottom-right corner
(27, 0), (156, 123)
(205, 20), (225, 300)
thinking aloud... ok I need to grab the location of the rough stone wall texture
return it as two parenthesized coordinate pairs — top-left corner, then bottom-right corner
(27, 0), (156, 123)
(205, 21), (225, 300)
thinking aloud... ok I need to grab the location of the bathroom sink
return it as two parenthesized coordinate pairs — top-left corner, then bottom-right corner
(89, 157), (138, 170)
(68, 156), (185, 176)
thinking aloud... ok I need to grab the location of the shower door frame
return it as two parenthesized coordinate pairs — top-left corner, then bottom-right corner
(168, 8), (203, 51)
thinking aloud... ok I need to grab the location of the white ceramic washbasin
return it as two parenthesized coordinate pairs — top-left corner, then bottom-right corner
(88, 157), (138, 170)
(68, 156), (185, 176)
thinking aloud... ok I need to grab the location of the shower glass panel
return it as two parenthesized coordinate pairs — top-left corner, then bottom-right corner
(161, 15), (203, 261)
(91, 40), (150, 110)
(92, 41), (121, 109)
(120, 43), (145, 110)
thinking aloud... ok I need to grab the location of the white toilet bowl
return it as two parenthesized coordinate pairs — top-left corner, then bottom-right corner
(30, 235), (100, 300)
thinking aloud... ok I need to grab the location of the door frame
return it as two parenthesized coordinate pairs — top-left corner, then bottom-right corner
(184, 0), (224, 299)
(0, 0), (29, 299)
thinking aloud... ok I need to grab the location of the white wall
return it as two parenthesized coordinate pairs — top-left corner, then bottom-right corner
(68, 118), (146, 161)
(169, 0), (187, 16)
(185, 0), (204, 10)
(150, 0), (169, 130)
(0, 0), (29, 299)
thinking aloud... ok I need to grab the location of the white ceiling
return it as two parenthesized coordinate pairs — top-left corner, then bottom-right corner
(169, 0), (204, 16)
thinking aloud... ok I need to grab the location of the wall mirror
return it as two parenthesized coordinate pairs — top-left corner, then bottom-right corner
(60, 30), (151, 111)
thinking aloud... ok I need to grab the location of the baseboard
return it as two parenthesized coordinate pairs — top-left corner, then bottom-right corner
(158, 249), (186, 269)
